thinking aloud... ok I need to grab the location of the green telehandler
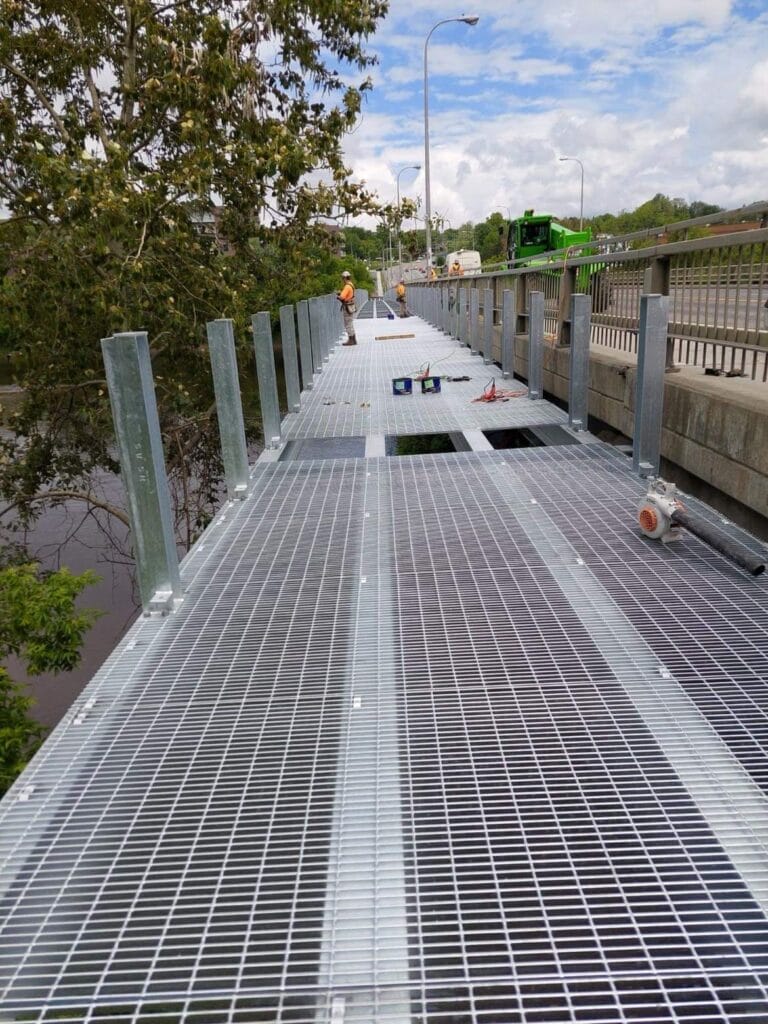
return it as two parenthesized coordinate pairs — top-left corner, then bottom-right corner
(506, 210), (611, 311)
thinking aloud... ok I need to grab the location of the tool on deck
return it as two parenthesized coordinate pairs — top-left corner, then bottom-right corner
(420, 376), (441, 394)
(392, 376), (413, 395)
(637, 477), (766, 576)
(375, 333), (416, 340)
(473, 377), (527, 402)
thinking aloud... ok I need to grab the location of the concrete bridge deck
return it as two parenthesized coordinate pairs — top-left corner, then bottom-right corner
(1, 312), (768, 1023)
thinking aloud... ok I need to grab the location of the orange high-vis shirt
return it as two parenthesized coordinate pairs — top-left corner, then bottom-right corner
(339, 283), (354, 302)
(396, 284), (405, 298)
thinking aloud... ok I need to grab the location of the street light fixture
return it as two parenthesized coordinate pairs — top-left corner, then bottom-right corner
(559, 156), (585, 231)
(396, 164), (421, 277)
(424, 15), (480, 271)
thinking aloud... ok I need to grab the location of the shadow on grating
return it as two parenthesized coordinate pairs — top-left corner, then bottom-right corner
(279, 436), (366, 460)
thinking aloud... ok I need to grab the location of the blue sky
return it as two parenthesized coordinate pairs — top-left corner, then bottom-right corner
(343, 0), (768, 227)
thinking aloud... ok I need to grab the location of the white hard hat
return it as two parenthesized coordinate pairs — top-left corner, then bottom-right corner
(341, 270), (351, 278)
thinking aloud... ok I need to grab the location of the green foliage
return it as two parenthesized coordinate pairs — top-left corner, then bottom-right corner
(475, 212), (506, 262)
(0, 0), (392, 538)
(589, 193), (724, 236)
(0, 561), (98, 795)
(0, 666), (44, 795)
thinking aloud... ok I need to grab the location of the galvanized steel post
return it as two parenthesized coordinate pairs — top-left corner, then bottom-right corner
(501, 289), (515, 379)
(458, 287), (468, 345)
(633, 294), (669, 476)
(206, 319), (250, 501)
(483, 288), (494, 365)
(568, 293), (591, 431)
(469, 289), (480, 355)
(528, 290), (544, 400)
(101, 331), (182, 615)
(308, 297), (324, 373)
(252, 311), (282, 448)
(296, 299), (314, 390)
(279, 304), (301, 413)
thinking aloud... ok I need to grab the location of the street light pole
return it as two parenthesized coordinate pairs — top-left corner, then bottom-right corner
(396, 163), (421, 279)
(559, 156), (584, 231)
(424, 15), (479, 272)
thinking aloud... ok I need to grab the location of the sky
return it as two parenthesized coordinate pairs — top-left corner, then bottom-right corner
(342, 0), (768, 228)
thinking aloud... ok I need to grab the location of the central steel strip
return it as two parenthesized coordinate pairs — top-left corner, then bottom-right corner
(488, 461), (768, 913)
(317, 465), (409, 1023)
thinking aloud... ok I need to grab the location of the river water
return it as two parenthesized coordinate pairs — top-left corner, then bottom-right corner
(2, 474), (139, 728)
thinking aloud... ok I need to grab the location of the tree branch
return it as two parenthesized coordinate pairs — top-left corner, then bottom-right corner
(0, 61), (72, 145)
(70, 15), (111, 152)
(0, 491), (131, 529)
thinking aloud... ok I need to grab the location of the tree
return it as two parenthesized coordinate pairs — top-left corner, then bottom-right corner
(475, 212), (506, 262)
(0, 1), (391, 544)
(0, 561), (98, 795)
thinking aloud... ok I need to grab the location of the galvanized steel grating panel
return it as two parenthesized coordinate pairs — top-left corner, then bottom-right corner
(281, 318), (567, 440)
(1, 432), (768, 1021)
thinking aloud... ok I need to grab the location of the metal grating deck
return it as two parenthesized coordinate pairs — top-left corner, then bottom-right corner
(1, 316), (768, 1024)
(281, 317), (566, 440)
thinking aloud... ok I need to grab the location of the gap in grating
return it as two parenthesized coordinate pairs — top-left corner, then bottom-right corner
(483, 427), (544, 450)
(386, 433), (458, 456)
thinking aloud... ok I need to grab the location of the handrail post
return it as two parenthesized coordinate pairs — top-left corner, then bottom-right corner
(469, 288), (480, 355)
(568, 294), (591, 431)
(633, 294), (669, 476)
(483, 287), (493, 365)
(308, 297), (325, 373)
(252, 311), (282, 448)
(458, 287), (467, 345)
(502, 288), (515, 379)
(206, 319), (250, 499)
(528, 290), (544, 400)
(296, 300), (314, 390)
(101, 331), (182, 615)
(279, 304), (301, 413)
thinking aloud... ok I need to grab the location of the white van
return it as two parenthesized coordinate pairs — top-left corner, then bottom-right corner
(445, 249), (482, 275)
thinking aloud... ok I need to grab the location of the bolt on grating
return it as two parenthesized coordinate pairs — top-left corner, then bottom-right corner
(0, 441), (767, 1023)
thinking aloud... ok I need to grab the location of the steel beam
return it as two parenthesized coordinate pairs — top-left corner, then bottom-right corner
(568, 293), (591, 431)
(252, 311), (282, 449)
(206, 319), (250, 500)
(101, 332), (182, 615)
(633, 294), (669, 476)
(501, 288), (515, 379)
(528, 290), (544, 400)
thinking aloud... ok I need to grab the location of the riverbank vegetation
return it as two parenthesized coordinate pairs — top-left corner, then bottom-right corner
(0, 559), (98, 795)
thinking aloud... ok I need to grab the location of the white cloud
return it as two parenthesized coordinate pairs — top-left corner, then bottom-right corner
(342, 1), (767, 228)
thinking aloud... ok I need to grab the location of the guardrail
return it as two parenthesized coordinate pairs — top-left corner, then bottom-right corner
(416, 223), (768, 381)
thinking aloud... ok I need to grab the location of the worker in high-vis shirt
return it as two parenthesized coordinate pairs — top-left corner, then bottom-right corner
(337, 270), (357, 345)
(396, 279), (408, 318)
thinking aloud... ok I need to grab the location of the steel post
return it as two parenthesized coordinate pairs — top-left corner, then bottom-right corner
(206, 319), (250, 501)
(252, 311), (282, 448)
(296, 300), (314, 390)
(279, 305), (302, 413)
(483, 287), (494, 364)
(458, 287), (468, 345)
(633, 294), (669, 476)
(101, 332), (182, 615)
(308, 297), (324, 373)
(321, 296), (331, 361)
(568, 293), (591, 431)
(528, 290), (544, 400)
(469, 289), (480, 355)
(501, 289), (515, 379)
